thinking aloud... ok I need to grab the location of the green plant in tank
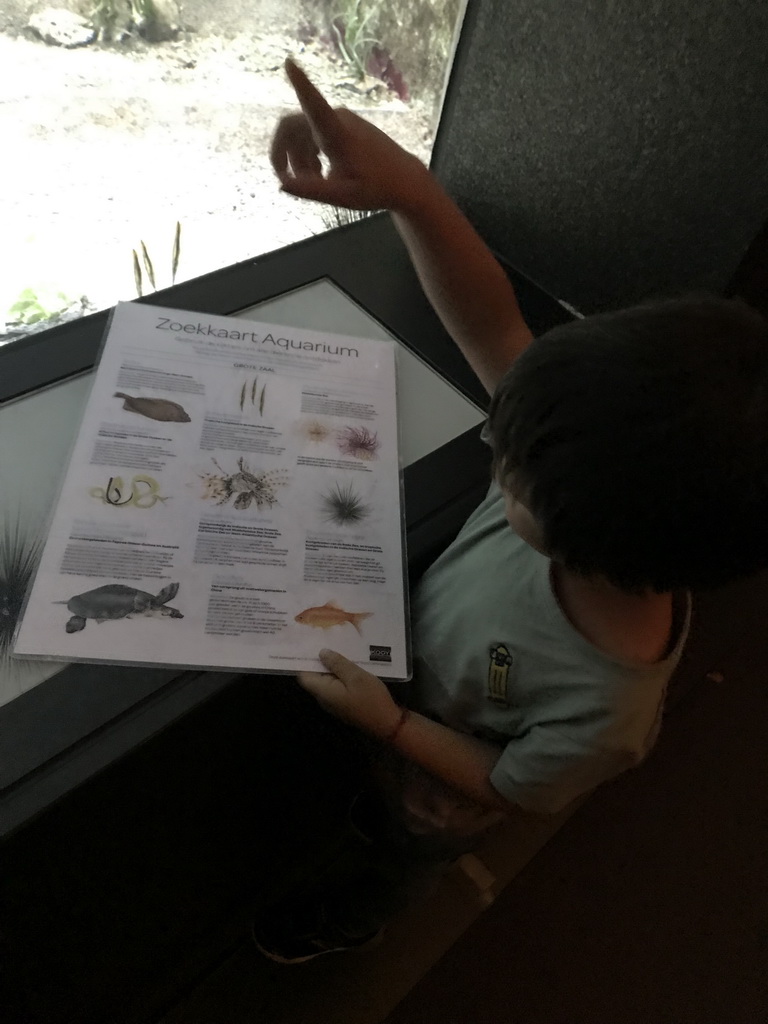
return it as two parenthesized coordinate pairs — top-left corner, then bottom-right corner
(88, 0), (126, 40)
(132, 221), (181, 297)
(6, 287), (75, 326)
(88, 0), (177, 43)
(332, 0), (383, 79)
(0, 514), (43, 658)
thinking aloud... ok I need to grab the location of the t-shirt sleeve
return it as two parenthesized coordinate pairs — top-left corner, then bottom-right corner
(490, 724), (644, 815)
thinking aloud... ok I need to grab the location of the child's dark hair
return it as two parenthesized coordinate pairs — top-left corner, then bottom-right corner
(487, 294), (768, 592)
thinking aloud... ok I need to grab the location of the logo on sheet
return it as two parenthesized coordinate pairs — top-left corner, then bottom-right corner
(369, 644), (392, 663)
(487, 643), (513, 705)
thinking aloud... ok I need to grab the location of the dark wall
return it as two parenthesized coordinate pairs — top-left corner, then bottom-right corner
(433, 0), (768, 314)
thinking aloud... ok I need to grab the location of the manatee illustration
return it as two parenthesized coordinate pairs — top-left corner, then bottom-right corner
(114, 393), (191, 422)
(60, 582), (183, 633)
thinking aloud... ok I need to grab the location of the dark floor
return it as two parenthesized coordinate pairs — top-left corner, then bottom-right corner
(162, 570), (768, 1024)
(388, 636), (768, 1022)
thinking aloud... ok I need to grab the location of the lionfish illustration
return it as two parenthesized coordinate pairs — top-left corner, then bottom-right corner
(200, 458), (289, 511)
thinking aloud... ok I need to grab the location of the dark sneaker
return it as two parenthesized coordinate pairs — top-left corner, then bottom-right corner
(251, 895), (383, 965)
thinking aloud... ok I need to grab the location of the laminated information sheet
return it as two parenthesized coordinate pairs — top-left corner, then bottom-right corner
(14, 302), (411, 680)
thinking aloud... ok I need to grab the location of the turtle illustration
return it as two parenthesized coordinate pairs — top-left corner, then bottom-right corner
(59, 582), (183, 633)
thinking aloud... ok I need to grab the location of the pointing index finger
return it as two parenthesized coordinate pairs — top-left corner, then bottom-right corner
(285, 58), (344, 157)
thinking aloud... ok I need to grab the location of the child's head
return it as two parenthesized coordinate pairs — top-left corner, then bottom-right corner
(487, 294), (768, 592)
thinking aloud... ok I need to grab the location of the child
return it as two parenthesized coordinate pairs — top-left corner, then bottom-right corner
(253, 60), (768, 962)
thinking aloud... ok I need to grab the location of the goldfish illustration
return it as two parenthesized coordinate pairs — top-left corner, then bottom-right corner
(114, 392), (191, 422)
(294, 601), (372, 635)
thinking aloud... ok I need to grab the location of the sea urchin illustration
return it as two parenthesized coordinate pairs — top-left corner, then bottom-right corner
(336, 425), (380, 461)
(319, 482), (372, 527)
(301, 419), (331, 443)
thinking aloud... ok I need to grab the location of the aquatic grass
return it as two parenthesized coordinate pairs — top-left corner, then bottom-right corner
(88, 0), (177, 42)
(140, 240), (157, 290)
(89, 0), (123, 40)
(319, 206), (374, 233)
(238, 376), (264, 414)
(0, 514), (43, 655)
(332, 0), (383, 79)
(132, 222), (183, 297)
(132, 249), (143, 297)
(171, 221), (181, 284)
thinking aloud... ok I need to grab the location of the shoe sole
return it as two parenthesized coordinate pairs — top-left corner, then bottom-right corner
(251, 924), (384, 965)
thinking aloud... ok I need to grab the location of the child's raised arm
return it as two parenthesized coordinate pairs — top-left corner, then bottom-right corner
(271, 59), (533, 395)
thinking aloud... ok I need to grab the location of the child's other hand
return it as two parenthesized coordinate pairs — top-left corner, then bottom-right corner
(271, 58), (431, 213)
(297, 648), (401, 740)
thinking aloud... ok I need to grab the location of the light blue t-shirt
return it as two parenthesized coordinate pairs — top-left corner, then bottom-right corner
(410, 483), (691, 814)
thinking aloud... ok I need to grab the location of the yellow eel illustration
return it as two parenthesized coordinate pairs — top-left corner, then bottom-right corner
(89, 475), (170, 509)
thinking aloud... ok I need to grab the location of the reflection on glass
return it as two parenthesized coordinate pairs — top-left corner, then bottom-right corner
(0, 0), (466, 347)
(239, 278), (483, 467)
(0, 374), (93, 707)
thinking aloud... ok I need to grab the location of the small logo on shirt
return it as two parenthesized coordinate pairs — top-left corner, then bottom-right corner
(369, 644), (392, 663)
(488, 643), (513, 705)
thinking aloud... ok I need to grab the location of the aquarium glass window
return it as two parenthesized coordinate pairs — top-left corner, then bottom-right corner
(0, 0), (467, 347)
